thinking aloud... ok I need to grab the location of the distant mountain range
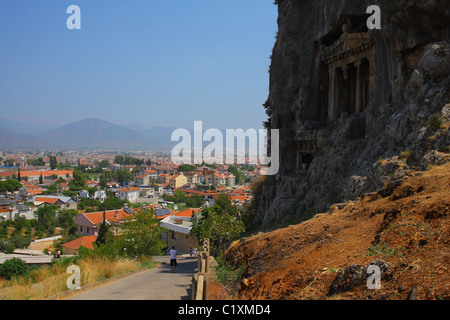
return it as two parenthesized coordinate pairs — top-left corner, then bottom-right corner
(0, 117), (58, 135)
(0, 118), (177, 151)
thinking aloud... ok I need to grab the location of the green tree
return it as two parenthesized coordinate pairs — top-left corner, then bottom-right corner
(28, 157), (45, 166)
(228, 165), (245, 185)
(35, 205), (59, 236)
(99, 174), (107, 189)
(215, 193), (238, 215)
(62, 190), (78, 198)
(69, 169), (87, 191)
(98, 196), (128, 211)
(99, 159), (110, 169)
(45, 185), (58, 195)
(0, 257), (29, 280)
(184, 194), (205, 208)
(95, 209), (109, 246)
(0, 180), (22, 192)
(114, 169), (133, 185)
(4, 159), (16, 167)
(177, 164), (196, 172)
(119, 209), (165, 257)
(49, 155), (58, 170)
(5, 234), (32, 252)
(192, 194), (244, 253)
(205, 163), (218, 169)
(58, 209), (78, 235)
(113, 155), (143, 165)
(173, 190), (185, 204)
(114, 155), (125, 165)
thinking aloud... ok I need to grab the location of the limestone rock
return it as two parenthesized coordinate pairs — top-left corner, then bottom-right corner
(256, 0), (449, 228)
(327, 260), (391, 296)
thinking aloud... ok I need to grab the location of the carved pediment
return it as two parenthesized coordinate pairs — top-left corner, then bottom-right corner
(323, 24), (372, 64)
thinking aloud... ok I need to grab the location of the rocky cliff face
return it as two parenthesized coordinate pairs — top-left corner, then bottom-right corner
(256, 0), (449, 227)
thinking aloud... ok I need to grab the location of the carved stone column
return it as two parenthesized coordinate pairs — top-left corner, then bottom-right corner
(341, 64), (348, 80)
(368, 55), (376, 96)
(354, 60), (362, 113)
(328, 64), (336, 120)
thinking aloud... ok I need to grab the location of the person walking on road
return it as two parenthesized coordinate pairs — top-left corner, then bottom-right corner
(169, 246), (178, 273)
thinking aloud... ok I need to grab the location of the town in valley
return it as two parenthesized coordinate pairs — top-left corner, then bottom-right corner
(0, 149), (263, 258)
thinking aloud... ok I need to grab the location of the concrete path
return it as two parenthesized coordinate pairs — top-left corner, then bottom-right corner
(0, 252), (53, 265)
(67, 254), (197, 300)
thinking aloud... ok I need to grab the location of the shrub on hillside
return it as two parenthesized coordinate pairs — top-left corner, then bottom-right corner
(0, 257), (30, 280)
(426, 113), (443, 131)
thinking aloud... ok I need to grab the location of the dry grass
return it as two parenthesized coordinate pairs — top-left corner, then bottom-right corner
(78, 257), (139, 285)
(27, 240), (56, 252)
(0, 256), (149, 300)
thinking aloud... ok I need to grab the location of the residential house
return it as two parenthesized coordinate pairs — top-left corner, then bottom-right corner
(144, 170), (158, 178)
(205, 173), (235, 187)
(116, 186), (139, 203)
(230, 195), (251, 208)
(0, 201), (37, 221)
(73, 205), (134, 236)
(0, 201), (11, 221)
(16, 204), (37, 220)
(245, 171), (259, 183)
(195, 166), (215, 177)
(184, 172), (200, 184)
(137, 186), (154, 198)
(79, 190), (89, 199)
(134, 174), (150, 186)
(224, 174), (235, 187)
(61, 235), (97, 255)
(160, 208), (201, 253)
(155, 166), (175, 175)
(157, 173), (171, 184)
(21, 181), (43, 196)
(168, 173), (187, 189)
(34, 195), (77, 210)
(85, 180), (98, 188)
(182, 188), (219, 200)
(94, 190), (107, 202)
(107, 182), (121, 188)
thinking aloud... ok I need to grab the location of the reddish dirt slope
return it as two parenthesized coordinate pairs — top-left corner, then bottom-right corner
(213, 163), (450, 300)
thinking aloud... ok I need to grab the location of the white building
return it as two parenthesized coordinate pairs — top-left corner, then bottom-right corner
(94, 190), (107, 202)
(116, 186), (139, 203)
(205, 173), (235, 187)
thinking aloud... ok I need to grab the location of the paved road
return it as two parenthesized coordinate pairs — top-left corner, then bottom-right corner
(68, 254), (197, 300)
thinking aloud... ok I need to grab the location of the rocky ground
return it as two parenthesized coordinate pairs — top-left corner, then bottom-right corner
(210, 160), (450, 300)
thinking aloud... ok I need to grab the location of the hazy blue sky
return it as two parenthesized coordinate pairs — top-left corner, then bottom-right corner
(0, 1), (277, 131)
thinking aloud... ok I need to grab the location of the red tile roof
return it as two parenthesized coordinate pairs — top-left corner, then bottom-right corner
(35, 197), (59, 204)
(62, 235), (97, 250)
(155, 208), (200, 220)
(83, 208), (131, 225)
(231, 195), (249, 203)
(117, 186), (139, 192)
(176, 208), (201, 217)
